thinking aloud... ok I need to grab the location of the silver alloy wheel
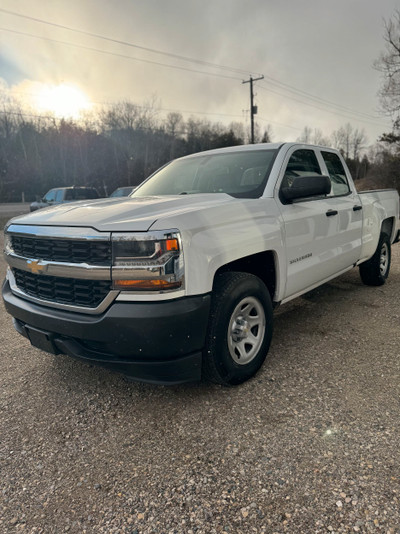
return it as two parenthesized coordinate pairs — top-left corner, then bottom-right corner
(380, 242), (389, 276)
(227, 296), (266, 365)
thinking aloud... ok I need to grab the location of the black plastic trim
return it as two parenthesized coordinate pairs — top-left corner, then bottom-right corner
(3, 280), (211, 384)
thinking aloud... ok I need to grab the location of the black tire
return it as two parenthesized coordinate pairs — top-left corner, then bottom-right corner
(203, 272), (273, 386)
(359, 232), (391, 286)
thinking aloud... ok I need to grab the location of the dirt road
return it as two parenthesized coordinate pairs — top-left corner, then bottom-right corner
(1, 210), (400, 533)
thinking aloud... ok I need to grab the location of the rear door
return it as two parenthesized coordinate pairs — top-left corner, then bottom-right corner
(277, 147), (363, 299)
(319, 148), (363, 272)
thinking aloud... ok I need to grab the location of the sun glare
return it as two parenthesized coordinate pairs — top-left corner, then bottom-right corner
(34, 83), (92, 119)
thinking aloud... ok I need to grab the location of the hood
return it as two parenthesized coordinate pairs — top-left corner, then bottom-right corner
(9, 194), (234, 232)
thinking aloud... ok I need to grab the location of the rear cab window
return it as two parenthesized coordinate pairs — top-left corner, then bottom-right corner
(321, 151), (350, 196)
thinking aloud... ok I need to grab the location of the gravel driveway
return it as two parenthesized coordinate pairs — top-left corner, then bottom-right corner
(1, 209), (400, 533)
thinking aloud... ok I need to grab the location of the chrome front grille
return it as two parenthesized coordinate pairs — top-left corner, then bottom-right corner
(13, 268), (111, 308)
(11, 235), (111, 265)
(5, 225), (117, 313)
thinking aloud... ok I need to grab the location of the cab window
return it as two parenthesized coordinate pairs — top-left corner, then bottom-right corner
(281, 149), (322, 190)
(55, 190), (64, 202)
(43, 189), (57, 202)
(321, 151), (350, 196)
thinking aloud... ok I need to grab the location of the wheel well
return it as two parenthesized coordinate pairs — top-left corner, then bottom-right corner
(381, 217), (395, 239)
(214, 251), (277, 300)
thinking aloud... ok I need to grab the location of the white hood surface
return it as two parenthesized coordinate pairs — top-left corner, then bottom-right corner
(10, 194), (234, 232)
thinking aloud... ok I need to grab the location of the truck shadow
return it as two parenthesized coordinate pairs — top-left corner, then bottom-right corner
(44, 264), (398, 404)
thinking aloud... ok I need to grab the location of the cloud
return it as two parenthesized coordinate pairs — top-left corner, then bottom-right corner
(0, 0), (395, 142)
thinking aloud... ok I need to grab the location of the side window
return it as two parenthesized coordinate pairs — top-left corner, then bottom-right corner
(85, 189), (99, 199)
(321, 151), (350, 196)
(55, 190), (64, 202)
(281, 149), (321, 190)
(73, 189), (98, 200)
(44, 189), (57, 202)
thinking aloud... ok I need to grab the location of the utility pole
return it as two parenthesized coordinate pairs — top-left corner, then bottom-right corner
(242, 75), (264, 144)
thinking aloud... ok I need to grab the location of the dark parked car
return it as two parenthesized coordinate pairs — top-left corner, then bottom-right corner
(109, 186), (136, 198)
(30, 187), (100, 212)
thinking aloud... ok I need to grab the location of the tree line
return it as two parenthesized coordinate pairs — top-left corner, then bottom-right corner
(0, 97), (258, 202)
(0, 98), (375, 203)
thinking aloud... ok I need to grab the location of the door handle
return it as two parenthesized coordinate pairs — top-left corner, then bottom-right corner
(353, 205), (363, 211)
(326, 210), (338, 217)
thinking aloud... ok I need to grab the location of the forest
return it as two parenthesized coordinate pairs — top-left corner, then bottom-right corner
(0, 96), (393, 203)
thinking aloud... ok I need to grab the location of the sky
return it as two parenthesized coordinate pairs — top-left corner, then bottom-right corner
(0, 0), (399, 144)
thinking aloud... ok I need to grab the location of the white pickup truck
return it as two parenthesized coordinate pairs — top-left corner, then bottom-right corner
(3, 143), (399, 385)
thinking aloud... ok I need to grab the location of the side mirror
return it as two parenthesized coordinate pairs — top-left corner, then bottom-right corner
(281, 175), (331, 202)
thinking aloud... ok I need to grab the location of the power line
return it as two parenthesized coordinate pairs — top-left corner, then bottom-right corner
(0, 27), (242, 82)
(7, 89), (307, 130)
(0, 8), (260, 77)
(0, 103), (243, 121)
(0, 105), (304, 133)
(0, 105), (385, 136)
(259, 77), (382, 121)
(257, 85), (390, 128)
(4, 86), (387, 134)
(0, 110), (58, 120)
(258, 116), (303, 132)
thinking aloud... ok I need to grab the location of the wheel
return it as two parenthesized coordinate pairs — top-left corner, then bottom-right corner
(359, 232), (391, 286)
(203, 272), (273, 386)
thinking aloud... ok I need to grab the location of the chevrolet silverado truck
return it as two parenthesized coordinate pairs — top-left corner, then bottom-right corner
(2, 143), (399, 385)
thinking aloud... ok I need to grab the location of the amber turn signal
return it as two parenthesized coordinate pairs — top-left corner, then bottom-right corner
(165, 238), (179, 251)
(113, 279), (182, 291)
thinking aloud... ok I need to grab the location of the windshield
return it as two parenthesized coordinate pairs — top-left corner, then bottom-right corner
(64, 189), (99, 200)
(133, 149), (278, 199)
(110, 187), (134, 197)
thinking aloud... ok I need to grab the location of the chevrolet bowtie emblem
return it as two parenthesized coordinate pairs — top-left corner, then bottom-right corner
(27, 259), (47, 274)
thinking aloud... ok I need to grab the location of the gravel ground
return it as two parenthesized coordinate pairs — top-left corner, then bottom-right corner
(1, 209), (400, 533)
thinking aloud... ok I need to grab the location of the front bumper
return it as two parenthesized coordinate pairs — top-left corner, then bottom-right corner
(2, 280), (211, 384)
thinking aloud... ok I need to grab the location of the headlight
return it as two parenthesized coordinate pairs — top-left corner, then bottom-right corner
(111, 230), (184, 292)
(4, 232), (12, 255)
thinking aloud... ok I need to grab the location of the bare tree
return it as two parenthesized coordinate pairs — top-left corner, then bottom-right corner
(261, 125), (273, 143)
(297, 126), (312, 144)
(99, 97), (160, 132)
(331, 123), (367, 160)
(331, 123), (353, 158)
(352, 128), (368, 160)
(312, 128), (330, 147)
(297, 126), (330, 146)
(228, 122), (245, 142)
(375, 10), (400, 115)
(164, 112), (184, 137)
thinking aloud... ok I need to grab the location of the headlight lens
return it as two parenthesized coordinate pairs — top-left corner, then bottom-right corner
(4, 231), (12, 255)
(111, 231), (184, 292)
